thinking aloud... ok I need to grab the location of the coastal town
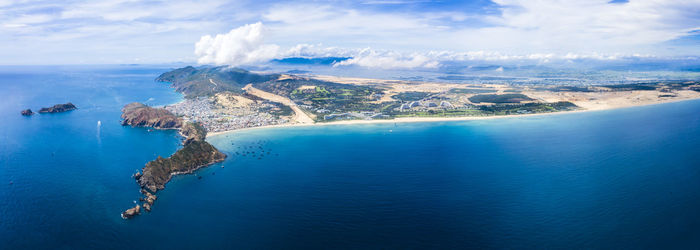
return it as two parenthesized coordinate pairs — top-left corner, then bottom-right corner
(164, 93), (291, 133)
(149, 66), (700, 135)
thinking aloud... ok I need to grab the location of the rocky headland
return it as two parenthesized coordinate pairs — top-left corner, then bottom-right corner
(136, 136), (226, 193)
(120, 102), (226, 219)
(39, 102), (77, 113)
(121, 102), (181, 129)
(155, 66), (277, 98)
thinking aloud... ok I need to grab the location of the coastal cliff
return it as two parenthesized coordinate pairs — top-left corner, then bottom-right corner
(39, 102), (76, 113)
(121, 103), (226, 219)
(121, 102), (181, 129)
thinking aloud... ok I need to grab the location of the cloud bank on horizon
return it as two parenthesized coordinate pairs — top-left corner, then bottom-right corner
(1, 0), (699, 66)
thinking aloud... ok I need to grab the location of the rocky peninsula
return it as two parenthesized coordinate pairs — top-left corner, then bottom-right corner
(136, 122), (226, 193)
(121, 103), (226, 219)
(39, 102), (76, 113)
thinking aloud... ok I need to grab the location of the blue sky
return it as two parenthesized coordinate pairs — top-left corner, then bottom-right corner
(0, 0), (698, 66)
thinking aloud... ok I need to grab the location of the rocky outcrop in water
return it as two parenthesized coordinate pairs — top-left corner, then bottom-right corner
(120, 102), (181, 129)
(39, 102), (76, 113)
(140, 189), (157, 212)
(21, 109), (33, 116)
(121, 204), (140, 219)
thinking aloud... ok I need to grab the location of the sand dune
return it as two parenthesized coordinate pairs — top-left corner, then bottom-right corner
(243, 84), (315, 124)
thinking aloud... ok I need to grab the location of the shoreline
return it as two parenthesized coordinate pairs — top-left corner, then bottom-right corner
(207, 96), (700, 138)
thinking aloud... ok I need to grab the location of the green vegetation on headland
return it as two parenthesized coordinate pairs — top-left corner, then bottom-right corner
(156, 66), (278, 98)
(120, 102), (225, 219)
(137, 136), (226, 193)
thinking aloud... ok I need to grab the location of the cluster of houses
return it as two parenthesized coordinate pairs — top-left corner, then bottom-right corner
(166, 97), (289, 132)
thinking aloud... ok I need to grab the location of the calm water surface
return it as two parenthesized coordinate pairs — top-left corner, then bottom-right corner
(1, 66), (700, 249)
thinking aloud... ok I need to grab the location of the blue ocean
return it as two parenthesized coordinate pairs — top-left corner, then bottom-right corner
(1, 65), (700, 249)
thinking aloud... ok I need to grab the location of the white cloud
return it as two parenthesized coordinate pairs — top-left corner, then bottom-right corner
(309, 48), (665, 69)
(259, 1), (700, 56)
(194, 22), (280, 66)
(333, 48), (439, 69)
(0, 0), (233, 64)
(476, 0), (700, 54)
(59, 0), (226, 21)
(261, 4), (439, 50)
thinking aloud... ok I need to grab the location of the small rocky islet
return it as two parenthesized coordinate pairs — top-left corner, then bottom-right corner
(39, 102), (77, 113)
(120, 102), (226, 219)
(20, 102), (77, 116)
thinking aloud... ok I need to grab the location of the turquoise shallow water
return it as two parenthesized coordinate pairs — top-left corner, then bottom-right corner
(1, 66), (700, 248)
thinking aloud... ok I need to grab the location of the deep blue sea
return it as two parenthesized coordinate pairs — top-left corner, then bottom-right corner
(1, 65), (700, 249)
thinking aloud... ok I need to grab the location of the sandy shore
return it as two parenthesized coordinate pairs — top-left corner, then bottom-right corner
(207, 96), (700, 138)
